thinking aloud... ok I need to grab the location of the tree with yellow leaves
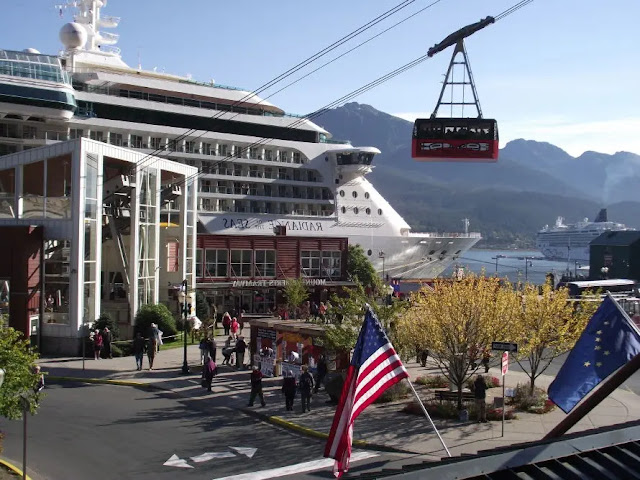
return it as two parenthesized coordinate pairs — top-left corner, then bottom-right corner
(514, 283), (598, 395)
(396, 274), (521, 410)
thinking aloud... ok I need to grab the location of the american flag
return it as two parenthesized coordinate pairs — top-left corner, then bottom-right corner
(324, 308), (408, 477)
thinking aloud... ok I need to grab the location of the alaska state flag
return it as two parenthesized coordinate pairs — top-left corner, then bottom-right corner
(548, 295), (640, 413)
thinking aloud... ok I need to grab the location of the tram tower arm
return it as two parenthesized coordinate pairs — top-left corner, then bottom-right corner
(427, 16), (495, 57)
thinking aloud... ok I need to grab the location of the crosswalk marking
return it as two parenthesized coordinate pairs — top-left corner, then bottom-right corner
(211, 451), (378, 480)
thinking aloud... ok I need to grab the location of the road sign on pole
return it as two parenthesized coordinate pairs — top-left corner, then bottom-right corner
(501, 351), (509, 376)
(501, 351), (508, 437)
(492, 341), (518, 353)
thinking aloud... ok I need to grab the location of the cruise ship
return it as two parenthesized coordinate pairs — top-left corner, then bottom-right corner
(536, 209), (634, 262)
(0, 0), (481, 280)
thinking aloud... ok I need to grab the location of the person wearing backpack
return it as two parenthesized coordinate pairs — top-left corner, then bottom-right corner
(299, 365), (315, 413)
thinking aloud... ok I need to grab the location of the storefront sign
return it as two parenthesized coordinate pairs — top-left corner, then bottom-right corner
(257, 328), (276, 340)
(282, 362), (302, 381)
(231, 279), (327, 288)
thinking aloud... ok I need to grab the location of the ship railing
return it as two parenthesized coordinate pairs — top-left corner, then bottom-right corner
(409, 232), (482, 238)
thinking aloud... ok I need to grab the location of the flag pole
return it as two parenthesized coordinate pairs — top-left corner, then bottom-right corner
(544, 351), (640, 439)
(407, 380), (452, 457)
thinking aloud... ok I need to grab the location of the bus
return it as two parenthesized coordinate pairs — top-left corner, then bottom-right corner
(558, 279), (637, 298)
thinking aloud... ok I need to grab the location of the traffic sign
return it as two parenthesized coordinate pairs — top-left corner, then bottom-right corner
(492, 341), (518, 353)
(501, 351), (509, 376)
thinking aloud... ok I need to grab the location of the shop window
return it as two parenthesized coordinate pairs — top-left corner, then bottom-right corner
(0, 167), (16, 218)
(255, 250), (276, 278)
(230, 249), (252, 277)
(195, 248), (203, 277)
(22, 160), (45, 218)
(301, 250), (321, 277)
(205, 249), (228, 277)
(322, 251), (342, 279)
(167, 241), (179, 272)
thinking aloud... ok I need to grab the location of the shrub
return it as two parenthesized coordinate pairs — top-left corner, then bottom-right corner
(403, 400), (459, 419)
(510, 383), (552, 413)
(134, 304), (178, 338)
(486, 407), (518, 421)
(110, 343), (123, 358)
(93, 313), (119, 340)
(374, 380), (410, 403)
(415, 375), (450, 389)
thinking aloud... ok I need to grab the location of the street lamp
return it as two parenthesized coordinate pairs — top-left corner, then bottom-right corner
(379, 251), (386, 281)
(601, 266), (609, 280)
(177, 280), (194, 374)
(492, 254), (505, 273)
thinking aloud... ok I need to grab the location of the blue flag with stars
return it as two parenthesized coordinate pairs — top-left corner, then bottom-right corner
(548, 295), (640, 413)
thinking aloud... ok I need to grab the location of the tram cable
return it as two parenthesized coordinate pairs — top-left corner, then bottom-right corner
(156, 0), (535, 197)
(126, 0), (430, 174)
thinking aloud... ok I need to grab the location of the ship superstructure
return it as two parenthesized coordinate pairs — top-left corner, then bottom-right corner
(536, 209), (634, 262)
(0, 0), (481, 279)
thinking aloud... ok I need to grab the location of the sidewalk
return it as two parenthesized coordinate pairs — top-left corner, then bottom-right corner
(38, 327), (640, 460)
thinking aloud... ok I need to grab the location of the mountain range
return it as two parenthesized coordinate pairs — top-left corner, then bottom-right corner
(316, 102), (640, 247)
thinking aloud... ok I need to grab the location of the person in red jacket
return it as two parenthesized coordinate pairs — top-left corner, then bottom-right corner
(93, 330), (103, 360)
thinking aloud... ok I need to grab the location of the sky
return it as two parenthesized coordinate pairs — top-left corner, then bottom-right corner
(3, 0), (640, 156)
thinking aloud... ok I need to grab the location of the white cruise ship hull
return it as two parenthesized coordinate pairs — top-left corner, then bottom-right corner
(200, 213), (481, 279)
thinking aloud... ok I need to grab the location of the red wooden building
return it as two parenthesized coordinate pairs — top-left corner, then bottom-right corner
(195, 234), (350, 314)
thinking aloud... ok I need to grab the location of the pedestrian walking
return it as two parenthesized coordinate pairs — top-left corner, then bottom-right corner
(248, 366), (266, 407)
(314, 354), (327, 393)
(202, 357), (217, 392)
(235, 336), (247, 369)
(147, 337), (158, 370)
(481, 349), (491, 373)
(318, 302), (327, 323)
(93, 329), (103, 360)
(199, 336), (209, 365)
(222, 336), (234, 365)
(282, 370), (296, 411)
(230, 317), (240, 340)
(420, 349), (430, 367)
(299, 365), (315, 413)
(132, 332), (146, 371)
(102, 327), (113, 359)
(474, 375), (488, 423)
(222, 312), (231, 336)
(238, 309), (245, 335)
(207, 336), (217, 363)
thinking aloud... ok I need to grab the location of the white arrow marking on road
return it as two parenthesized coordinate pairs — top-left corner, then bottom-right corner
(211, 451), (378, 480)
(191, 451), (237, 463)
(228, 446), (258, 459)
(163, 454), (194, 469)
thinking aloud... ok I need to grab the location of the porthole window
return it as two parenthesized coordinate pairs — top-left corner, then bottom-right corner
(364, 192), (370, 199)
(378, 208), (382, 215)
(366, 208), (371, 215)
(352, 191), (358, 198)
(367, 249), (372, 256)
(335, 179), (339, 184)
(339, 190), (345, 197)
(341, 206), (346, 214)
(325, 156), (329, 162)
(354, 207), (359, 214)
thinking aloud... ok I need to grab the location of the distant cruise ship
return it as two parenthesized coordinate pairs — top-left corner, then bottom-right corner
(0, 0), (481, 279)
(536, 209), (634, 262)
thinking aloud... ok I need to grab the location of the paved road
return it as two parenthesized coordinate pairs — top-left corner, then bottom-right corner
(1, 382), (387, 480)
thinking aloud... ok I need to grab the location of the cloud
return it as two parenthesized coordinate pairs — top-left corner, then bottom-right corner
(392, 112), (640, 157)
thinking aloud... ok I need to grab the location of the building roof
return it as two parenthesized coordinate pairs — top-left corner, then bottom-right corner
(361, 421), (640, 480)
(591, 231), (640, 247)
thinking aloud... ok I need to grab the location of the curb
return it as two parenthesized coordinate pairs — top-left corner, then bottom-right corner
(0, 457), (31, 480)
(240, 408), (414, 454)
(47, 376), (166, 390)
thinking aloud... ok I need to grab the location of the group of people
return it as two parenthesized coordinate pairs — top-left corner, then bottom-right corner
(221, 335), (247, 369)
(132, 323), (163, 371)
(247, 354), (328, 413)
(91, 327), (113, 360)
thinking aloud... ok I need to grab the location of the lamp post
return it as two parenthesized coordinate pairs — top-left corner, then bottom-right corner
(379, 251), (386, 281)
(177, 279), (194, 374)
(492, 254), (505, 273)
(524, 257), (533, 282)
(601, 266), (609, 280)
